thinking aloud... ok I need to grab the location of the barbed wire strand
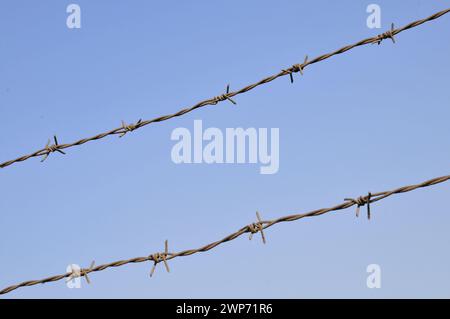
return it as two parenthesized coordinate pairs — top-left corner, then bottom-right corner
(1, 8), (449, 169)
(1, 173), (448, 295)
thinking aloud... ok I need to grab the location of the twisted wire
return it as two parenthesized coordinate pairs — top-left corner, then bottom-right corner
(1, 8), (449, 169)
(1, 173), (448, 295)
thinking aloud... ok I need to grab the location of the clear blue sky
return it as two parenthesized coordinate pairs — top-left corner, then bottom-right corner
(1, 1), (449, 298)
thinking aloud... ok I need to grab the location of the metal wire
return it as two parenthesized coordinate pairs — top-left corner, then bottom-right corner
(1, 8), (449, 169)
(1, 173), (448, 295)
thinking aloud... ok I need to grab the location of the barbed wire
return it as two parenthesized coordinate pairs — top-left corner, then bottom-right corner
(1, 173), (448, 295)
(1, 8), (449, 169)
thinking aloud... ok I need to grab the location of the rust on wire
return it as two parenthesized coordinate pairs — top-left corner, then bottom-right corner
(1, 8), (449, 169)
(1, 173), (449, 295)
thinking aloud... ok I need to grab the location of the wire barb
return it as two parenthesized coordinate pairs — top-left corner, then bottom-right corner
(80, 261), (95, 284)
(248, 211), (266, 244)
(67, 261), (95, 284)
(286, 55), (309, 83)
(344, 192), (372, 219)
(41, 135), (66, 163)
(213, 84), (237, 105)
(150, 240), (170, 277)
(119, 119), (142, 138)
(375, 23), (396, 45)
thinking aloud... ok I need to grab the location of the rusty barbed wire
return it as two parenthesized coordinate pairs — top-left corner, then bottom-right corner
(1, 8), (449, 169)
(1, 173), (448, 295)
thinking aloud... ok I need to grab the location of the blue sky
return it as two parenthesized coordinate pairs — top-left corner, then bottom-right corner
(0, 1), (449, 298)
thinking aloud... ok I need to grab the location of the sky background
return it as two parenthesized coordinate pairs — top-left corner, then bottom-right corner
(0, 0), (449, 298)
